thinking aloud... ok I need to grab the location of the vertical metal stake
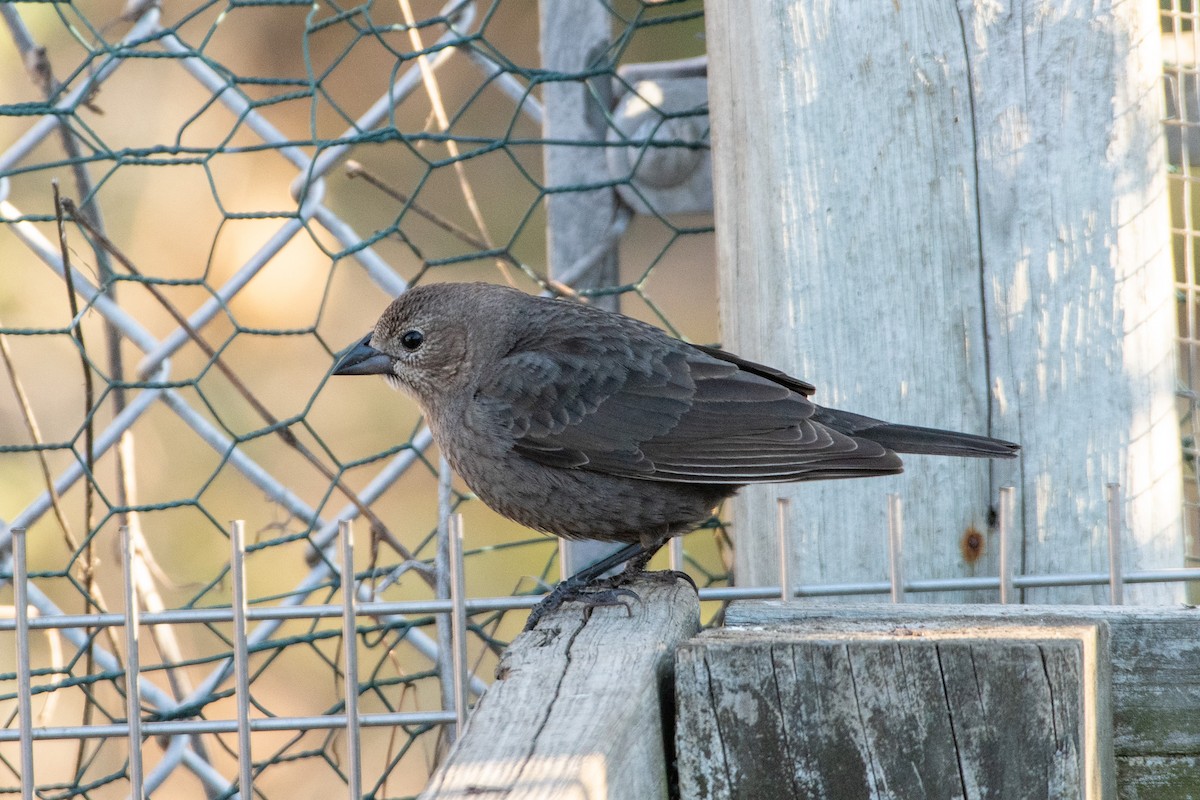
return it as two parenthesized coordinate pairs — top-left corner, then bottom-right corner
(1106, 483), (1124, 605)
(120, 526), (144, 800)
(776, 497), (791, 602)
(557, 538), (571, 583)
(668, 536), (684, 575)
(13, 528), (34, 800)
(230, 521), (253, 799)
(434, 456), (456, 738)
(448, 513), (469, 739)
(887, 494), (905, 603)
(997, 486), (1015, 604)
(339, 520), (363, 800)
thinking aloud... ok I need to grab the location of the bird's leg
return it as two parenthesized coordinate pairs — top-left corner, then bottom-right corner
(603, 533), (698, 592)
(523, 542), (648, 631)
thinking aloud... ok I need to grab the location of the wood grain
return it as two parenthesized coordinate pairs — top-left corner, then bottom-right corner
(418, 577), (699, 799)
(704, 0), (1180, 603)
(722, 603), (1200, 797)
(677, 618), (1113, 800)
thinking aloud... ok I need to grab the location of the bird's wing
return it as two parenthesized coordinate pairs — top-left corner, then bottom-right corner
(471, 324), (902, 484)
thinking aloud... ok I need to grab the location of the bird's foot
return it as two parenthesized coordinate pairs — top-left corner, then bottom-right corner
(640, 568), (698, 594)
(521, 539), (692, 631)
(523, 580), (640, 631)
(595, 565), (697, 594)
(580, 587), (641, 623)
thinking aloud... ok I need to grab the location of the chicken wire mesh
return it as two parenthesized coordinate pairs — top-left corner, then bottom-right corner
(3, 0), (1200, 798)
(1165, 0), (1200, 573)
(0, 1), (719, 797)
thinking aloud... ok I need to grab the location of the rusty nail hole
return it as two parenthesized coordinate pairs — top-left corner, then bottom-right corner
(960, 525), (985, 564)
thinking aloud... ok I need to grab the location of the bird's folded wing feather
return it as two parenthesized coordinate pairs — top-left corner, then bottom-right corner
(471, 327), (902, 483)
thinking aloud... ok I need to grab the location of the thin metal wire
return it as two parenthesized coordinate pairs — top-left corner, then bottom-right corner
(776, 497), (791, 602)
(12, 528), (33, 800)
(0, 9), (161, 174)
(339, 521), (362, 800)
(0, 6), (1195, 795)
(0, 23), (461, 788)
(120, 526), (144, 800)
(0, 711), (457, 743)
(10, 569), (232, 794)
(1, 531), (1199, 752)
(4, 535), (470, 744)
(0, 12), (667, 796)
(3, 562), (1200, 636)
(1107, 483), (1124, 605)
(230, 521), (253, 800)
(448, 513), (469, 741)
(998, 486), (1015, 604)
(0, 365), (168, 554)
(887, 494), (905, 603)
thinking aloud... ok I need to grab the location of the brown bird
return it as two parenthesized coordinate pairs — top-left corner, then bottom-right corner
(334, 282), (1018, 625)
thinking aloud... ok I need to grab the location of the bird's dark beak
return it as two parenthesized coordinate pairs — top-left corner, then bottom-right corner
(332, 335), (392, 376)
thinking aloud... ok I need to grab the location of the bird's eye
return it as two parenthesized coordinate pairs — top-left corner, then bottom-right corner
(400, 329), (425, 351)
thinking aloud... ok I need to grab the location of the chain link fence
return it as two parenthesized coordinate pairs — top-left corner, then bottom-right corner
(0, 1), (719, 797)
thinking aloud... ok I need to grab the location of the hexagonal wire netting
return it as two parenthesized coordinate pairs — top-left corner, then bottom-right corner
(5, 1), (1200, 798)
(0, 1), (723, 797)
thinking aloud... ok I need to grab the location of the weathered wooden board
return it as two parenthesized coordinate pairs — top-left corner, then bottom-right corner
(677, 620), (1112, 800)
(1115, 756), (1200, 800)
(705, 0), (1180, 605)
(418, 577), (699, 799)
(725, 604), (1200, 754)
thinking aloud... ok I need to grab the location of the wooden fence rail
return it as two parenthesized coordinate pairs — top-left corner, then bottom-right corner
(422, 598), (1200, 799)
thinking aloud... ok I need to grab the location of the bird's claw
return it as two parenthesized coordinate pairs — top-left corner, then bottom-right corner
(523, 582), (643, 631)
(601, 567), (697, 594)
(644, 568), (697, 593)
(523, 565), (700, 631)
(580, 587), (640, 622)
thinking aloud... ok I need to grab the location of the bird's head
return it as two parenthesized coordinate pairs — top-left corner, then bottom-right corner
(332, 283), (514, 408)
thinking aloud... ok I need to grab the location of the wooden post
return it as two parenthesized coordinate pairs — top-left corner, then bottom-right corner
(418, 577), (699, 799)
(704, 1), (1181, 602)
(538, 0), (626, 577)
(722, 603), (1200, 798)
(677, 622), (1113, 800)
(538, 0), (619, 301)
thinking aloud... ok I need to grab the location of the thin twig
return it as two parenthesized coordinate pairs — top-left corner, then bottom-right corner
(7, 21), (132, 771)
(53, 185), (123, 781)
(53, 187), (96, 578)
(9, 5), (132, 770)
(0, 330), (80, 553)
(26, 2), (211, 769)
(343, 160), (581, 301)
(396, 0), (515, 288)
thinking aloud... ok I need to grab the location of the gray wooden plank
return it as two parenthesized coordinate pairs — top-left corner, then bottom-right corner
(677, 621), (1113, 800)
(419, 577), (699, 799)
(705, 0), (1181, 604)
(1116, 756), (1200, 799)
(724, 603), (1200, 756)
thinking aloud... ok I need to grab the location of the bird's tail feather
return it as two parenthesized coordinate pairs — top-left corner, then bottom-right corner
(862, 423), (1019, 458)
